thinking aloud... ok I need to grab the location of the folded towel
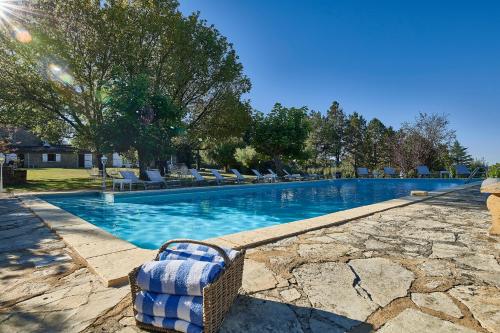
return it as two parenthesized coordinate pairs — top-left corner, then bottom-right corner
(134, 290), (203, 327)
(136, 312), (203, 333)
(137, 259), (223, 296)
(158, 249), (237, 266)
(159, 243), (239, 264)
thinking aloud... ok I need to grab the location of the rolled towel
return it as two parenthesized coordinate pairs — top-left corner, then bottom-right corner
(134, 290), (203, 327)
(137, 259), (223, 296)
(136, 312), (203, 333)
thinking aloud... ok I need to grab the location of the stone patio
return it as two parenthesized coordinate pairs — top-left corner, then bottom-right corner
(0, 186), (499, 332)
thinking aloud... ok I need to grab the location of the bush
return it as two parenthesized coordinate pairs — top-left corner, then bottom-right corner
(488, 163), (500, 178)
(234, 146), (259, 168)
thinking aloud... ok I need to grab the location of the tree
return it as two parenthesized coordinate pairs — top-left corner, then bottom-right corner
(344, 112), (367, 174)
(449, 140), (473, 166)
(392, 113), (455, 175)
(365, 118), (394, 170)
(308, 101), (347, 167)
(252, 103), (310, 171)
(234, 146), (259, 169)
(204, 139), (242, 171)
(101, 75), (183, 177)
(0, 0), (251, 166)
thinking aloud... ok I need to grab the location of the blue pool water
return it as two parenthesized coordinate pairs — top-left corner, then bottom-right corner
(40, 179), (467, 249)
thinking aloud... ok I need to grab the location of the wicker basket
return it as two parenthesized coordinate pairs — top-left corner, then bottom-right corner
(129, 239), (245, 333)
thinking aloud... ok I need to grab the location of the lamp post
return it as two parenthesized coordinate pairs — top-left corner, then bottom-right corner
(101, 155), (108, 191)
(0, 153), (5, 193)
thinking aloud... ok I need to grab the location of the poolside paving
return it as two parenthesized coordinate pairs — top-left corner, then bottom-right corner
(0, 187), (499, 332)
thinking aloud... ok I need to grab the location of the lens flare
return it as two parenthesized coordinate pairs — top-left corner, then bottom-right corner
(0, 1), (35, 43)
(13, 26), (31, 43)
(48, 63), (75, 86)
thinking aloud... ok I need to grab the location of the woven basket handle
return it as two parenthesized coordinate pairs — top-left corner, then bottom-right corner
(159, 239), (232, 267)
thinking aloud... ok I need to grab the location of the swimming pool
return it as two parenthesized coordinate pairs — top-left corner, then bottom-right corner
(40, 179), (466, 249)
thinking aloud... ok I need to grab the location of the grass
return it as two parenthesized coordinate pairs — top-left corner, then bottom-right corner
(7, 168), (257, 193)
(7, 168), (112, 192)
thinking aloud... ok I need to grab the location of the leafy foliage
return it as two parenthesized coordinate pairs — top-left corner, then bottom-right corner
(448, 140), (473, 167)
(0, 0), (251, 166)
(252, 103), (311, 170)
(488, 164), (500, 178)
(234, 146), (260, 169)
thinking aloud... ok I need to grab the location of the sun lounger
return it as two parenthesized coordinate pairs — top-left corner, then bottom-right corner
(251, 169), (276, 182)
(189, 169), (208, 185)
(267, 169), (283, 181)
(455, 164), (471, 178)
(303, 172), (321, 180)
(356, 167), (370, 178)
(416, 165), (431, 178)
(383, 167), (397, 178)
(282, 169), (303, 181)
(230, 169), (246, 183)
(210, 169), (235, 185)
(146, 170), (180, 188)
(119, 171), (161, 190)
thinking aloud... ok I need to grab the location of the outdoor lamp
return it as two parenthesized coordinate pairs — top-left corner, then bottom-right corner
(101, 155), (108, 190)
(0, 153), (5, 193)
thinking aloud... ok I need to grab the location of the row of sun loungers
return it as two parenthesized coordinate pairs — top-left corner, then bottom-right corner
(114, 163), (473, 191)
(356, 164), (472, 178)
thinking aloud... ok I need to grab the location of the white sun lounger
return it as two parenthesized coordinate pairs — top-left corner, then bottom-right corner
(146, 170), (180, 188)
(383, 167), (397, 178)
(455, 164), (471, 177)
(356, 167), (370, 178)
(282, 169), (303, 181)
(231, 169), (246, 183)
(210, 169), (234, 185)
(267, 169), (283, 181)
(416, 165), (431, 178)
(119, 171), (161, 190)
(189, 169), (208, 185)
(251, 169), (276, 182)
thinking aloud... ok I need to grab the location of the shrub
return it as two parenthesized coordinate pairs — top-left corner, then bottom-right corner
(234, 146), (259, 168)
(488, 163), (500, 178)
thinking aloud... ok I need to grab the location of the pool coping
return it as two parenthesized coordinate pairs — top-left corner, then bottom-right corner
(17, 180), (481, 287)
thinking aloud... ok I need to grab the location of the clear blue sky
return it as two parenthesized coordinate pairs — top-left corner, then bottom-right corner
(179, 0), (500, 164)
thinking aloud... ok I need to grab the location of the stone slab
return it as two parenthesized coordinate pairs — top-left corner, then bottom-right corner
(378, 308), (477, 333)
(85, 248), (155, 287)
(411, 292), (463, 318)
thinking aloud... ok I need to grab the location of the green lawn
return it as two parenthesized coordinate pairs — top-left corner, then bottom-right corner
(8, 168), (112, 193)
(7, 168), (257, 193)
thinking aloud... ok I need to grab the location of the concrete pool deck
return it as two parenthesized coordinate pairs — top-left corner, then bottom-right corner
(17, 181), (480, 286)
(1, 185), (499, 332)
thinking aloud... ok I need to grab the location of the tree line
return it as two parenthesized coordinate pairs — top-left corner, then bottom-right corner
(0, 0), (479, 177)
(207, 102), (477, 177)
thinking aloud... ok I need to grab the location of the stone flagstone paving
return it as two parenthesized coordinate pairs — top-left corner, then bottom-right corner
(0, 187), (499, 332)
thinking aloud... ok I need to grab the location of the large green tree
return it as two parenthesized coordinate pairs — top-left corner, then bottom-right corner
(0, 0), (251, 166)
(344, 112), (367, 174)
(252, 103), (311, 171)
(101, 75), (183, 176)
(308, 101), (346, 167)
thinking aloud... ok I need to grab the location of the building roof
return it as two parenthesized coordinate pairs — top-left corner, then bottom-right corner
(0, 127), (87, 153)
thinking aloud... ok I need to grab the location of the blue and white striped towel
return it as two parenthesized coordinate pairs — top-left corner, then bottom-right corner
(137, 259), (223, 296)
(158, 249), (237, 266)
(134, 290), (203, 327)
(136, 312), (203, 333)
(175, 243), (239, 259)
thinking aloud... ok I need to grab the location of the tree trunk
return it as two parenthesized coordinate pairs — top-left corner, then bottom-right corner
(137, 149), (148, 180)
(273, 156), (283, 174)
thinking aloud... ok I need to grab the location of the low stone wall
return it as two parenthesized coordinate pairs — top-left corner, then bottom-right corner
(2, 167), (27, 185)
